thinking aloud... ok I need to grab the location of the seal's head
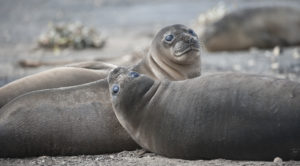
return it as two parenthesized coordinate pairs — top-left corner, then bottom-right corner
(151, 24), (201, 65)
(108, 67), (155, 119)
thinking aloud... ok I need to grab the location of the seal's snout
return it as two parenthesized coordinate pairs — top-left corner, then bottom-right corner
(174, 35), (200, 57)
(189, 37), (200, 49)
(189, 38), (195, 43)
(109, 67), (122, 81)
(108, 67), (128, 84)
(189, 38), (197, 45)
(111, 67), (123, 76)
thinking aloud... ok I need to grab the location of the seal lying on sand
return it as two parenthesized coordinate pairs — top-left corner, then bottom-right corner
(2, 49), (147, 108)
(0, 63), (117, 108)
(18, 48), (145, 68)
(108, 67), (300, 161)
(1, 48), (149, 108)
(0, 24), (201, 157)
(202, 6), (300, 51)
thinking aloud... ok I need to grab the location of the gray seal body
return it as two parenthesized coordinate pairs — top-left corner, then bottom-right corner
(202, 6), (300, 51)
(108, 67), (300, 161)
(0, 24), (201, 157)
(0, 80), (137, 157)
(0, 65), (115, 108)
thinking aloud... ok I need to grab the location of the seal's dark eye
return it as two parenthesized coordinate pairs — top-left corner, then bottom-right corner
(165, 35), (174, 42)
(188, 29), (196, 36)
(129, 71), (140, 78)
(112, 85), (119, 94)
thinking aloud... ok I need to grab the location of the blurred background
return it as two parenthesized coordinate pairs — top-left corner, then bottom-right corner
(1, 0), (300, 86)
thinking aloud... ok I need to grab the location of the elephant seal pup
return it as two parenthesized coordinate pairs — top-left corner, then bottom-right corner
(19, 48), (145, 68)
(0, 24), (201, 157)
(0, 64), (116, 108)
(0, 24), (200, 109)
(108, 67), (300, 161)
(0, 80), (136, 157)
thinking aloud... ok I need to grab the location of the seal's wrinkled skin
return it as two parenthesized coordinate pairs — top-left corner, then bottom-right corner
(109, 67), (300, 161)
(0, 24), (201, 157)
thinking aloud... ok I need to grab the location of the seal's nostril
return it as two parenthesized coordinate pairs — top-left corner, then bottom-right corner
(184, 36), (190, 42)
(189, 38), (198, 46)
(188, 38), (200, 48)
(112, 67), (122, 75)
(189, 38), (195, 43)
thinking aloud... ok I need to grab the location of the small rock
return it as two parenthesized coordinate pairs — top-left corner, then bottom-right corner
(293, 48), (300, 59)
(247, 59), (255, 67)
(273, 46), (281, 57)
(38, 22), (106, 50)
(271, 63), (279, 70)
(233, 64), (241, 71)
(273, 157), (283, 163)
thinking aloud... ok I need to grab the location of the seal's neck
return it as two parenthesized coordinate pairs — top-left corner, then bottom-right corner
(119, 80), (162, 147)
(138, 52), (201, 81)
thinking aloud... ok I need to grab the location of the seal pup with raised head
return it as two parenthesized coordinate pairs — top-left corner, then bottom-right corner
(108, 67), (300, 161)
(0, 24), (200, 108)
(0, 24), (201, 157)
(1, 50), (146, 108)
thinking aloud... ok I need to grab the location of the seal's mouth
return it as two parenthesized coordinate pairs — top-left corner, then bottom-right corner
(174, 47), (200, 57)
(173, 38), (201, 57)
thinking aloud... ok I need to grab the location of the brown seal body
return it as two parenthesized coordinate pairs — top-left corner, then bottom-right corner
(0, 80), (135, 157)
(0, 24), (201, 157)
(108, 67), (300, 161)
(1, 49), (145, 108)
(0, 64), (116, 108)
(202, 6), (300, 51)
